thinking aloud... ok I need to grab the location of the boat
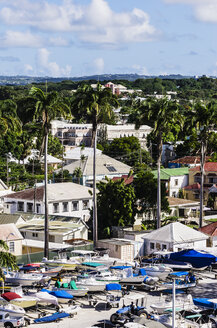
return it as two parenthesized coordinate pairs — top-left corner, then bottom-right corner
(59, 304), (81, 315)
(153, 313), (212, 327)
(34, 312), (70, 323)
(43, 289), (74, 304)
(41, 256), (79, 271)
(193, 298), (217, 310)
(52, 280), (88, 297)
(142, 257), (193, 271)
(76, 276), (106, 292)
(150, 294), (194, 314)
(169, 249), (216, 269)
(2, 292), (37, 309)
(0, 297), (26, 317)
(34, 291), (59, 307)
(5, 271), (49, 286)
(140, 265), (172, 280)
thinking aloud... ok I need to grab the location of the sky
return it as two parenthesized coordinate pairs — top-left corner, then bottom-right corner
(0, 0), (216, 77)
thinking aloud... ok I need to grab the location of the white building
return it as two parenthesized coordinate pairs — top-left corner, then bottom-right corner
(143, 222), (208, 255)
(51, 120), (152, 149)
(3, 182), (93, 222)
(0, 223), (23, 256)
(58, 153), (131, 187)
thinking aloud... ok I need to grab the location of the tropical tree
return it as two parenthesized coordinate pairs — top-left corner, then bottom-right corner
(0, 99), (21, 137)
(184, 101), (217, 227)
(71, 83), (119, 247)
(29, 86), (71, 258)
(130, 97), (183, 228)
(0, 240), (18, 280)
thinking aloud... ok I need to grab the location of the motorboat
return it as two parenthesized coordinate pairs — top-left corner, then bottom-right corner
(52, 280), (88, 297)
(76, 276), (106, 292)
(140, 265), (172, 280)
(169, 249), (216, 270)
(0, 297), (26, 317)
(153, 313), (212, 328)
(32, 291), (59, 307)
(142, 258), (193, 271)
(150, 294), (194, 314)
(5, 271), (49, 286)
(41, 256), (79, 271)
(2, 291), (37, 309)
(48, 290), (74, 304)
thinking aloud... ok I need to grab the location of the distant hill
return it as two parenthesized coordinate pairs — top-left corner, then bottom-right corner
(0, 73), (195, 86)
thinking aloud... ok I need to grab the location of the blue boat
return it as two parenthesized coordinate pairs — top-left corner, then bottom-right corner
(42, 289), (74, 304)
(169, 249), (216, 269)
(193, 298), (217, 309)
(34, 312), (69, 323)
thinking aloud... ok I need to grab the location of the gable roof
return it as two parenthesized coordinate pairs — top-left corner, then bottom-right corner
(167, 196), (199, 207)
(152, 168), (189, 180)
(199, 221), (217, 237)
(190, 163), (217, 172)
(143, 222), (208, 243)
(0, 223), (23, 241)
(0, 214), (25, 225)
(184, 183), (200, 190)
(4, 182), (92, 202)
(60, 153), (131, 176)
(170, 156), (211, 165)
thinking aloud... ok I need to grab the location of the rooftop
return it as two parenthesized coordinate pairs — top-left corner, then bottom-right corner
(199, 221), (217, 237)
(170, 156), (211, 165)
(190, 163), (217, 172)
(0, 223), (23, 241)
(167, 196), (200, 207)
(152, 168), (189, 180)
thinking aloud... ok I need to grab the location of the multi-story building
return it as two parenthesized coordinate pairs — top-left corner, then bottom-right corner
(51, 120), (152, 149)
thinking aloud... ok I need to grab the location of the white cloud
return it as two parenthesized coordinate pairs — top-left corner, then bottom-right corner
(0, 0), (158, 45)
(164, 0), (217, 23)
(36, 48), (71, 77)
(132, 64), (148, 75)
(93, 57), (104, 74)
(0, 30), (43, 48)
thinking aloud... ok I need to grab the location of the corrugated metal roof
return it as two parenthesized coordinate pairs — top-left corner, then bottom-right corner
(152, 168), (189, 180)
(190, 163), (217, 172)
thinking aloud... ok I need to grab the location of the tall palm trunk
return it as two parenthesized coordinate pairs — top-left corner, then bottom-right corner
(44, 132), (49, 258)
(157, 134), (163, 229)
(199, 141), (206, 228)
(92, 125), (98, 248)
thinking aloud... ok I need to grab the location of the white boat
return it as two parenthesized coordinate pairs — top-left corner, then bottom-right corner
(5, 287), (38, 309)
(153, 313), (212, 328)
(34, 291), (59, 306)
(76, 277), (106, 292)
(150, 294), (194, 314)
(5, 271), (49, 286)
(0, 297), (26, 317)
(59, 304), (81, 315)
(42, 256), (79, 271)
(52, 286), (88, 297)
(140, 265), (172, 280)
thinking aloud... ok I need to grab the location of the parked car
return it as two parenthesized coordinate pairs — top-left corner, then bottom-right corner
(0, 312), (26, 328)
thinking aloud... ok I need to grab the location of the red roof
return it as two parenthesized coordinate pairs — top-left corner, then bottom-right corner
(184, 183), (200, 190)
(199, 221), (217, 237)
(190, 162), (217, 172)
(112, 175), (133, 185)
(170, 156), (211, 165)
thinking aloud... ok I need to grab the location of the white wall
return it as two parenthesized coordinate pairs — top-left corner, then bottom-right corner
(169, 175), (188, 197)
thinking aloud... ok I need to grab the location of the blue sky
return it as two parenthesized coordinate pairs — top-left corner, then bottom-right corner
(0, 0), (216, 77)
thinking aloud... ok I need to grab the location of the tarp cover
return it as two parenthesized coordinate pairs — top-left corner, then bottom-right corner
(193, 298), (216, 309)
(2, 292), (22, 301)
(169, 271), (189, 277)
(110, 266), (132, 270)
(34, 312), (69, 323)
(106, 283), (121, 291)
(49, 290), (73, 299)
(170, 249), (216, 268)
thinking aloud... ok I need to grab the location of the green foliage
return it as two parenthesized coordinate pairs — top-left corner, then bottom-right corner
(0, 240), (18, 279)
(101, 136), (153, 167)
(92, 177), (137, 238)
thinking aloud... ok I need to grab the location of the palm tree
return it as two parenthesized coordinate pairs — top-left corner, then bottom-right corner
(29, 87), (70, 258)
(0, 240), (18, 280)
(130, 97), (183, 229)
(0, 99), (22, 137)
(184, 100), (217, 227)
(71, 83), (119, 247)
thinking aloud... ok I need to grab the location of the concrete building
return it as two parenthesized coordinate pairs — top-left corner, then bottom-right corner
(167, 196), (200, 219)
(58, 153), (131, 187)
(51, 120), (152, 149)
(3, 182), (93, 222)
(143, 222), (208, 255)
(152, 168), (189, 198)
(0, 223), (23, 256)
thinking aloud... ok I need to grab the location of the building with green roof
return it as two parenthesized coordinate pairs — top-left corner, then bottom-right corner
(152, 167), (189, 198)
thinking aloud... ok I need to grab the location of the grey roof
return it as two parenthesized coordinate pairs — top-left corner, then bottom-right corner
(0, 214), (25, 225)
(61, 153), (131, 176)
(143, 222), (208, 243)
(5, 182), (93, 202)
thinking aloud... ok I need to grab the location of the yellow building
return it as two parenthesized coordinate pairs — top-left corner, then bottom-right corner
(183, 162), (217, 208)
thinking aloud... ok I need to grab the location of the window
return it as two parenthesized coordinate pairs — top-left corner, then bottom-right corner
(175, 179), (178, 186)
(36, 204), (41, 214)
(150, 242), (155, 250)
(162, 244), (167, 250)
(63, 202), (68, 212)
(53, 203), (59, 213)
(105, 164), (117, 172)
(49, 235), (55, 242)
(17, 202), (24, 212)
(27, 203), (33, 213)
(72, 201), (78, 211)
(172, 192), (176, 197)
(32, 233), (38, 237)
(82, 200), (89, 210)
(194, 193), (200, 200)
(9, 241), (15, 252)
